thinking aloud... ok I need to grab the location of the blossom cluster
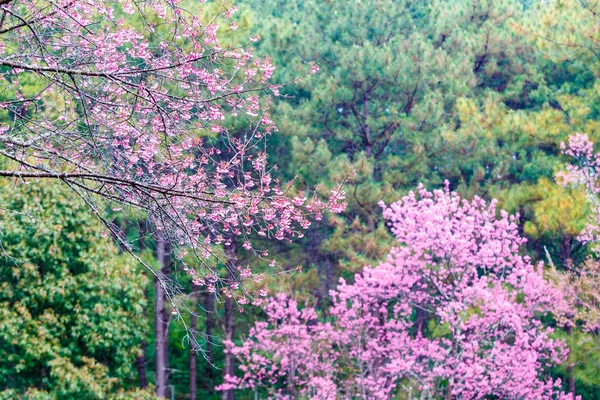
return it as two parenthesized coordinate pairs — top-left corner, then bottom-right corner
(557, 133), (600, 245)
(223, 186), (575, 399)
(0, 0), (343, 293)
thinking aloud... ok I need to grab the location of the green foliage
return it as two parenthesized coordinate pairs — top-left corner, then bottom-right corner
(242, 0), (560, 290)
(550, 329), (600, 399)
(6, 0), (600, 398)
(0, 181), (150, 399)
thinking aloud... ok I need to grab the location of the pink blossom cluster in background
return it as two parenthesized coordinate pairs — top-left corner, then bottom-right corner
(552, 134), (600, 335)
(558, 134), (600, 245)
(222, 185), (576, 399)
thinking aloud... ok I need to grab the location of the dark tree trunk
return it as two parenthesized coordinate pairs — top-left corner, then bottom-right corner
(222, 238), (237, 400)
(305, 221), (330, 305)
(363, 93), (372, 158)
(136, 220), (148, 388)
(205, 290), (215, 377)
(136, 342), (148, 388)
(155, 231), (171, 398)
(566, 325), (576, 397)
(517, 206), (526, 238)
(415, 308), (427, 336)
(190, 285), (199, 400)
(366, 214), (375, 233)
(139, 219), (147, 252)
(325, 257), (333, 295)
(560, 235), (573, 268)
(560, 236), (576, 396)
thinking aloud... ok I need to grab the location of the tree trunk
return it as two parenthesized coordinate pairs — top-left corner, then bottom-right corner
(136, 342), (148, 388)
(139, 219), (147, 252)
(325, 257), (333, 295)
(136, 220), (148, 388)
(445, 340), (458, 400)
(285, 360), (296, 398)
(155, 230), (171, 398)
(560, 235), (576, 396)
(445, 380), (453, 400)
(566, 324), (576, 396)
(222, 238), (237, 400)
(190, 285), (199, 400)
(367, 214), (375, 233)
(363, 93), (372, 157)
(415, 308), (427, 336)
(205, 289), (215, 378)
(306, 221), (330, 304)
(560, 235), (573, 268)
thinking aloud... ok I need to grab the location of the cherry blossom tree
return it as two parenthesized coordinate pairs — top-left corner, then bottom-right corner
(550, 133), (600, 395)
(0, 0), (344, 304)
(553, 134), (600, 332)
(224, 185), (575, 399)
(557, 133), (600, 247)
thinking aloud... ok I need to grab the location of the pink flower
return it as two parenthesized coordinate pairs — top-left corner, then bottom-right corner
(227, 187), (572, 399)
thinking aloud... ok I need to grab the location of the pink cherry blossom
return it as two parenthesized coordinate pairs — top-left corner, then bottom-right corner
(558, 133), (600, 245)
(224, 186), (576, 399)
(0, 0), (345, 296)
